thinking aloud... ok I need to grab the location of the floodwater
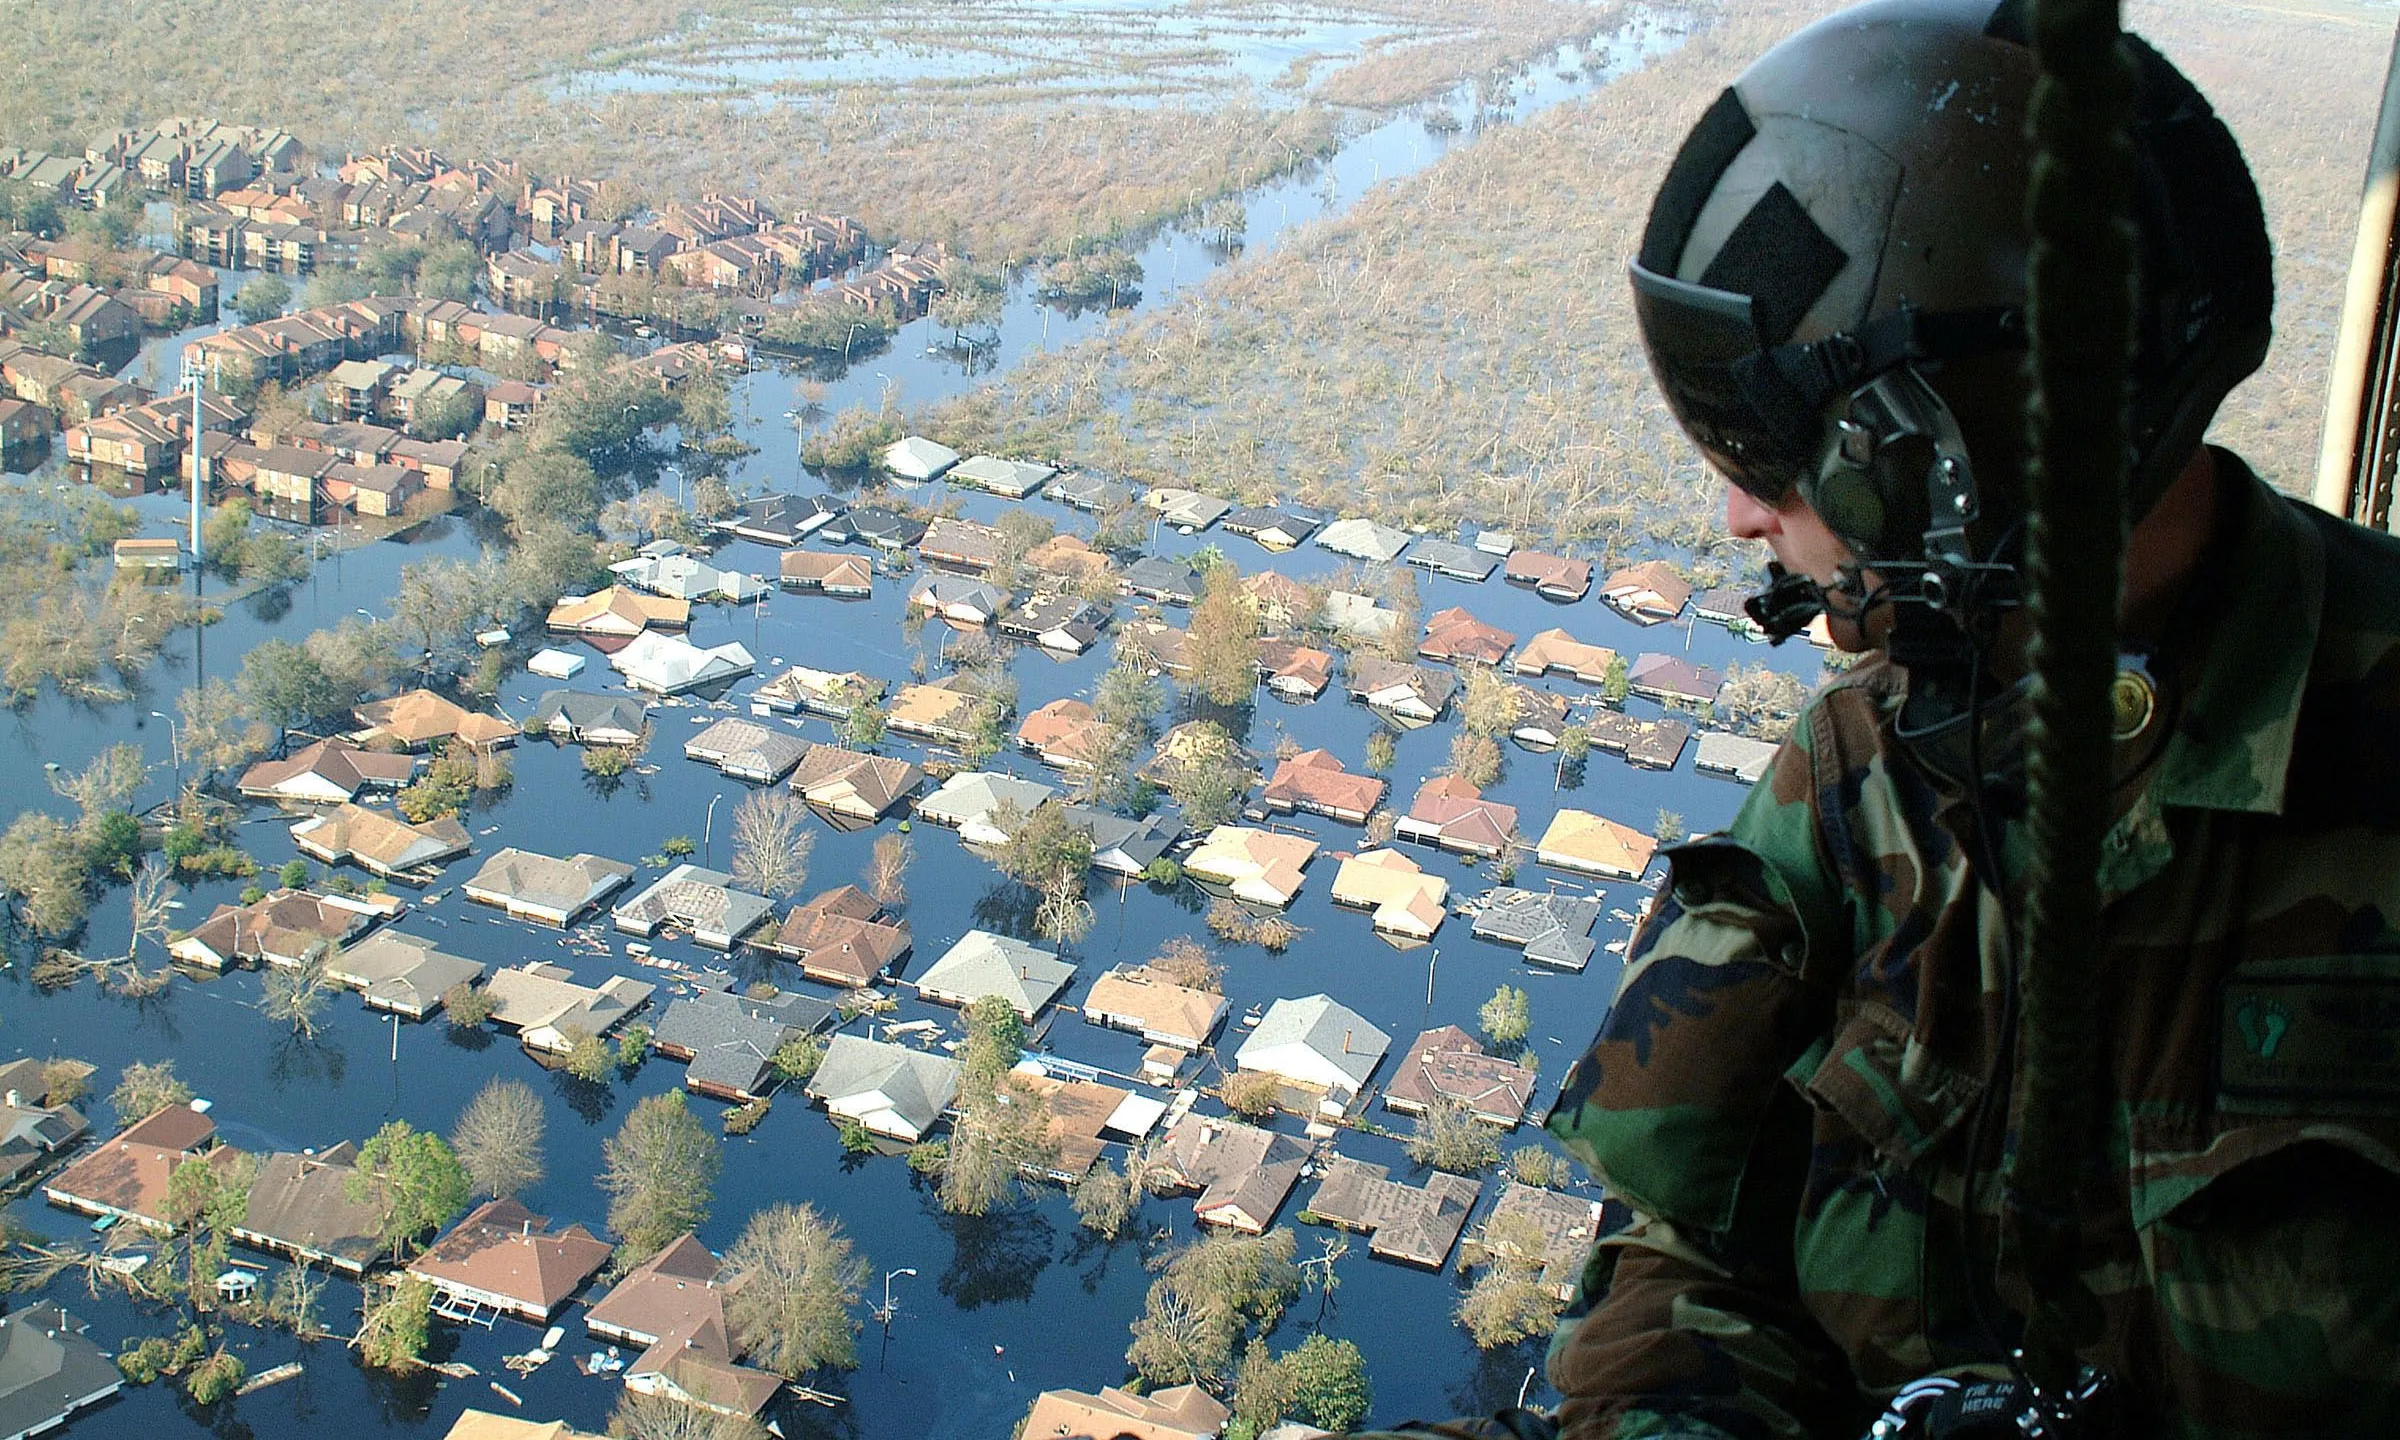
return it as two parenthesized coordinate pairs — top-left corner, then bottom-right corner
(0, 11), (1801, 1437)
(558, 1), (1474, 103)
(0, 469), (1828, 1438)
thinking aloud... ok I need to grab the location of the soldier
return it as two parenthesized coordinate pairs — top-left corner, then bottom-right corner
(1355, 0), (2400, 1435)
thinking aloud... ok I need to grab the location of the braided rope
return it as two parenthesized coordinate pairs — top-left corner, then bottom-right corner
(2014, 0), (2137, 1390)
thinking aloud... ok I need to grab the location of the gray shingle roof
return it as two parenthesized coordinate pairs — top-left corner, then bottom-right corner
(915, 930), (1075, 1018)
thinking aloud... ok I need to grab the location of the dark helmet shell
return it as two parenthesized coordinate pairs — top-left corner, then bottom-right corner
(1633, 0), (2271, 558)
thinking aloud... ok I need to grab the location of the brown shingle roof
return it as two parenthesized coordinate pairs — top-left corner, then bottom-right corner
(408, 1198), (611, 1319)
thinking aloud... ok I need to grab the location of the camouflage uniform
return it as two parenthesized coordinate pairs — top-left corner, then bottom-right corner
(1521, 457), (2400, 1439)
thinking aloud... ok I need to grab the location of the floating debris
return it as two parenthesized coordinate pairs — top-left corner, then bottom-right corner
(236, 1362), (303, 1396)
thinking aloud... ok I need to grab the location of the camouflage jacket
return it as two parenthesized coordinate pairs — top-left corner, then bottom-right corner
(1543, 457), (2400, 1439)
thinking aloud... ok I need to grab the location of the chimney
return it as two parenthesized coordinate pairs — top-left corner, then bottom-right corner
(1342, 1028), (1353, 1055)
(3, 1090), (17, 1108)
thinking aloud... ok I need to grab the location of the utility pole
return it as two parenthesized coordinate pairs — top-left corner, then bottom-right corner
(189, 374), (205, 566)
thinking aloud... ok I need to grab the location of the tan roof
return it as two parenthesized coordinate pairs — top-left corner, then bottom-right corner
(544, 586), (688, 637)
(1023, 532), (1114, 583)
(887, 679), (982, 736)
(441, 1411), (606, 1440)
(353, 689), (515, 748)
(1600, 559), (1693, 619)
(779, 550), (873, 590)
(1184, 826), (1318, 906)
(584, 1233), (729, 1343)
(291, 803), (471, 874)
(408, 1198), (611, 1317)
(1083, 967), (1228, 1049)
(788, 745), (923, 819)
(1022, 1383), (1230, 1440)
(1512, 629), (1617, 684)
(1328, 849), (1449, 938)
(1504, 550), (1592, 597)
(1536, 809), (1659, 879)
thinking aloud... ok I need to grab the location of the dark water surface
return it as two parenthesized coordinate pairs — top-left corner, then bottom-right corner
(1, 468), (1828, 1438)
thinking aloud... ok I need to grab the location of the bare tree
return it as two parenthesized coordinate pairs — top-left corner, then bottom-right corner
(262, 946), (336, 1037)
(729, 790), (815, 901)
(451, 1076), (547, 1200)
(123, 857), (178, 966)
(865, 832), (912, 909)
(722, 1202), (868, 1378)
(610, 1392), (768, 1440)
(49, 743), (144, 823)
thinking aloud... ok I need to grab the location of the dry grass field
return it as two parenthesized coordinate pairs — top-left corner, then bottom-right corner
(921, 0), (2391, 550)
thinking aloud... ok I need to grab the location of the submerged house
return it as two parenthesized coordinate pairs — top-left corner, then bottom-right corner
(1328, 849), (1450, 940)
(237, 737), (414, 804)
(1469, 886), (1605, 972)
(1315, 516), (1410, 564)
(915, 930), (1074, 1019)
(0, 1302), (121, 1440)
(326, 930), (486, 1017)
(949, 453), (1056, 498)
(611, 632), (755, 695)
(544, 586), (689, 640)
(527, 691), (648, 747)
(462, 848), (637, 927)
(584, 1234), (784, 1420)
(753, 665), (881, 719)
(804, 1035), (961, 1143)
(1155, 1116), (1308, 1233)
(290, 803), (470, 881)
(1381, 1024), (1536, 1126)
(352, 689), (518, 753)
(1260, 748), (1385, 825)
(481, 962), (656, 1053)
(1599, 560), (1693, 624)
(166, 887), (389, 971)
(750, 887), (912, 987)
(1535, 809), (1659, 880)
(683, 717), (808, 784)
(407, 1198), (612, 1324)
(1503, 550), (1592, 602)
(787, 745), (923, 824)
(998, 592), (1105, 653)
(1304, 1156), (1480, 1269)
(1184, 826), (1318, 908)
(1393, 776), (1519, 858)
(1417, 607), (1516, 667)
(779, 549), (874, 596)
(44, 1106), (224, 1231)
(232, 1143), (387, 1276)
(1082, 966), (1228, 1052)
(1346, 656), (1455, 723)
(611, 865), (774, 950)
(1233, 994), (1389, 1110)
(652, 988), (834, 1104)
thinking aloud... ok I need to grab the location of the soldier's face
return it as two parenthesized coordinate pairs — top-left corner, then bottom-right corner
(1723, 484), (1885, 651)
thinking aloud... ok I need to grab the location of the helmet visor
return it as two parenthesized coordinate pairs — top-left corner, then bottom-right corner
(1629, 261), (1812, 504)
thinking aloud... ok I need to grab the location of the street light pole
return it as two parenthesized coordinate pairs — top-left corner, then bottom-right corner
(704, 792), (723, 867)
(877, 1267), (917, 1333)
(150, 710), (180, 785)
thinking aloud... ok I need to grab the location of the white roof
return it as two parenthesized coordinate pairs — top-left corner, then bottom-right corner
(884, 435), (960, 480)
(610, 632), (755, 694)
(915, 929), (1075, 1018)
(915, 770), (1056, 827)
(1236, 994), (1389, 1094)
(1315, 517), (1411, 563)
(1696, 731), (1781, 783)
(527, 648), (585, 679)
(952, 454), (1057, 494)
